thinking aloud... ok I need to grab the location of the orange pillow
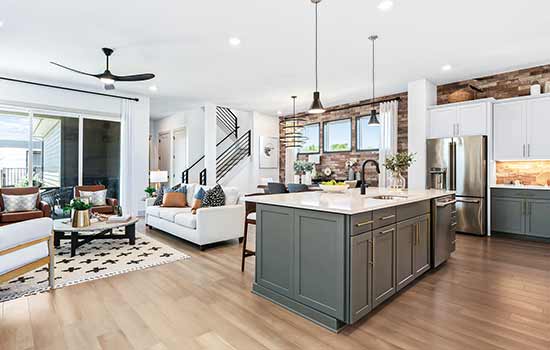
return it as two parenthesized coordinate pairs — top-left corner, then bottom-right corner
(161, 192), (187, 207)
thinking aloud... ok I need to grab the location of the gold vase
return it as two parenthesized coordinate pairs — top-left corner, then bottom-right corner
(71, 209), (91, 228)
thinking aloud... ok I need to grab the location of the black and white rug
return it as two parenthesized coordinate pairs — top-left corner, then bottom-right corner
(0, 230), (190, 303)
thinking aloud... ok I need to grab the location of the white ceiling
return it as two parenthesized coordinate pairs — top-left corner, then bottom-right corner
(1, 0), (549, 119)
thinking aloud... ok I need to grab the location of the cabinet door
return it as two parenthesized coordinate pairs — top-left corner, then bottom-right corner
(526, 199), (550, 238)
(526, 97), (550, 159)
(491, 197), (525, 234)
(349, 232), (372, 323)
(414, 214), (431, 277)
(428, 107), (457, 139)
(396, 218), (415, 291)
(493, 101), (526, 160)
(457, 103), (487, 136)
(256, 205), (295, 298)
(293, 210), (345, 319)
(372, 225), (396, 308)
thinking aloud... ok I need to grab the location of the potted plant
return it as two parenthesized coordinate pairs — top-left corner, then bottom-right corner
(63, 198), (93, 228)
(144, 186), (156, 198)
(294, 160), (314, 184)
(383, 152), (416, 191)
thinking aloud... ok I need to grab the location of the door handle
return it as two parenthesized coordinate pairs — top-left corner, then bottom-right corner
(523, 144), (526, 157)
(371, 240), (375, 266)
(381, 228), (395, 235)
(456, 198), (480, 204)
(356, 220), (374, 227)
(380, 215), (396, 221)
(436, 200), (457, 207)
(528, 144), (531, 157)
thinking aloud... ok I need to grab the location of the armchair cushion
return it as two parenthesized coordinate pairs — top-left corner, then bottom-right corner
(90, 205), (114, 214)
(1, 193), (39, 212)
(0, 187), (41, 211)
(79, 189), (107, 206)
(0, 210), (44, 224)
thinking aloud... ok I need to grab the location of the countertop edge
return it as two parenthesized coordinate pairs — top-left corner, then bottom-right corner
(490, 185), (550, 191)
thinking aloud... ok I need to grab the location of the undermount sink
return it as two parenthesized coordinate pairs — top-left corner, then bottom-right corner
(370, 195), (408, 200)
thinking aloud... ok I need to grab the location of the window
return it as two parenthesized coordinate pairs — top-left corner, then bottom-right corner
(356, 116), (381, 151)
(323, 119), (351, 152)
(0, 110), (31, 187)
(299, 123), (320, 154)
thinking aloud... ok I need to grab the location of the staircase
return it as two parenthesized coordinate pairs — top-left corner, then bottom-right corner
(182, 107), (251, 185)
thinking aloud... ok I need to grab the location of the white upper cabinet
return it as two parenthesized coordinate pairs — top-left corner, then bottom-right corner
(493, 95), (550, 160)
(526, 97), (550, 159)
(428, 106), (456, 138)
(427, 100), (490, 139)
(493, 101), (526, 160)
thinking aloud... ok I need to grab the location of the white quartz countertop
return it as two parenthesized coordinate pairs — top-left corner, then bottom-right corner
(245, 187), (455, 215)
(491, 184), (550, 191)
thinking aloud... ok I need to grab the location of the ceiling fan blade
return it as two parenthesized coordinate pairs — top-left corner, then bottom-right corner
(112, 73), (155, 82)
(50, 62), (100, 77)
(104, 84), (115, 90)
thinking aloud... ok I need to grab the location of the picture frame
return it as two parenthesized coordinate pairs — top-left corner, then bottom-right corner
(259, 136), (279, 169)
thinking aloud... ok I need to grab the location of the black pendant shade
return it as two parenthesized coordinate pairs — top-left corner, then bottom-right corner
(309, 91), (325, 114)
(368, 109), (380, 126)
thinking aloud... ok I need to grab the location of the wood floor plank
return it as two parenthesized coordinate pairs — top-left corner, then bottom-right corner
(1, 223), (550, 350)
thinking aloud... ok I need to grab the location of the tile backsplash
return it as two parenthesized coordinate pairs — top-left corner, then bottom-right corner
(495, 161), (550, 186)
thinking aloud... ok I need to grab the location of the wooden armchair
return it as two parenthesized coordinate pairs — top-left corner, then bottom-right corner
(0, 187), (51, 226)
(0, 218), (55, 288)
(74, 185), (118, 214)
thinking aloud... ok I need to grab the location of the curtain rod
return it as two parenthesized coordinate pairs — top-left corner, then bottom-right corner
(0, 76), (139, 102)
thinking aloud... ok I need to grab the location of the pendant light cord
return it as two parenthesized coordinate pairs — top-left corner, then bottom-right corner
(315, 2), (319, 92)
(372, 38), (375, 101)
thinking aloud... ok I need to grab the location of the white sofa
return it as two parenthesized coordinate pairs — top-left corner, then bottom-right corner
(145, 184), (245, 250)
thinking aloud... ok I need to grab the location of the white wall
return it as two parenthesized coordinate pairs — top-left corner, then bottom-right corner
(407, 79), (436, 190)
(0, 78), (150, 216)
(151, 107), (205, 184)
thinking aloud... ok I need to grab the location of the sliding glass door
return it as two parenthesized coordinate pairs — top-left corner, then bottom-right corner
(0, 110), (31, 187)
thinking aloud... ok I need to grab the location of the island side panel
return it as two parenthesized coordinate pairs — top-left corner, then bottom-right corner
(255, 205), (295, 298)
(293, 209), (346, 320)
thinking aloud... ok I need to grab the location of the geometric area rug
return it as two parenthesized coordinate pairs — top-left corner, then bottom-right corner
(0, 230), (190, 303)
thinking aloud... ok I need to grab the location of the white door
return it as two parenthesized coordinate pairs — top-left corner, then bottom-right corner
(173, 128), (187, 185)
(526, 97), (550, 159)
(457, 103), (487, 136)
(493, 101), (526, 160)
(428, 107), (457, 139)
(158, 132), (170, 172)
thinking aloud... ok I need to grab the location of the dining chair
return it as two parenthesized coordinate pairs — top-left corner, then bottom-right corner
(267, 182), (288, 194)
(287, 183), (309, 193)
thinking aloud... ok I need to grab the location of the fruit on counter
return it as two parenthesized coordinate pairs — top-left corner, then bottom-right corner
(321, 180), (346, 186)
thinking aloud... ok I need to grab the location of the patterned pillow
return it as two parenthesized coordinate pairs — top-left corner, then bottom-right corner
(2, 193), (38, 212)
(202, 184), (225, 207)
(79, 189), (107, 206)
(191, 187), (206, 214)
(153, 186), (165, 206)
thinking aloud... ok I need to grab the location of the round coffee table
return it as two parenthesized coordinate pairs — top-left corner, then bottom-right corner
(53, 217), (139, 257)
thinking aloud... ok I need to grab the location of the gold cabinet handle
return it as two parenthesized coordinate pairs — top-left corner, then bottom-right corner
(381, 228), (395, 235)
(355, 220), (374, 227)
(380, 215), (395, 221)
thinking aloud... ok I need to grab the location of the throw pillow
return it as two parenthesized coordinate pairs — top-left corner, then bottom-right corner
(161, 192), (187, 207)
(202, 184), (225, 208)
(191, 187), (206, 214)
(2, 193), (38, 212)
(153, 184), (185, 206)
(153, 186), (165, 206)
(79, 189), (107, 206)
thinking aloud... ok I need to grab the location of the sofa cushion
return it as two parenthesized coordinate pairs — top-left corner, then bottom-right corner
(0, 210), (43, 223)
(146, 206), (161, 217)
(174, 213), (197, 229)
(223, 187), (240, 205)
(159, 207), (192, 222)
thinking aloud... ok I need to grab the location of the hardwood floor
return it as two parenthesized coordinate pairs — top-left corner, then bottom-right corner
(1, 222), (549, 350)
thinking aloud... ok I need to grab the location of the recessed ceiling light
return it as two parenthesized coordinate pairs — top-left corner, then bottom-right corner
(441, 64), (453, 72)
(149, 85), (158, 92)
(229, 37), (241, 47)
(0, 21), (4, 28)
(378, 0), (394, 12)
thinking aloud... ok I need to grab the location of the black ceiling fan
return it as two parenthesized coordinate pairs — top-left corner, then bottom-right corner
(50, 48), (155, 90)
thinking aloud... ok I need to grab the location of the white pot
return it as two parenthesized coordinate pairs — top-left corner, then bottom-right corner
(303, 172), (312, 185)
(294, 175), (302, 184)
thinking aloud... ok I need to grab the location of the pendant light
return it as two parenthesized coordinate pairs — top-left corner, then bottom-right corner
(308, 0), (325, 114)
(368, 35), (380, 126)
(281, 96), (308, 148)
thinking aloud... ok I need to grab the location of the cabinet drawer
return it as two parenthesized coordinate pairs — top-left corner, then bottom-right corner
(491, 188), (550, 200)
(351, 211), (374, 236)
(373, 207), (397, 229)
(396, 201), (430, 221)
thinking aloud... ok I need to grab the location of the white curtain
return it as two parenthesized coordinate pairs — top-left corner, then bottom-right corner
(120, 100), (134, 216)
(378, 100), (399, 187)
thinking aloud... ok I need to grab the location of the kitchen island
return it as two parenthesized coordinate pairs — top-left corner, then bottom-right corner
(246, 187), (455, 332)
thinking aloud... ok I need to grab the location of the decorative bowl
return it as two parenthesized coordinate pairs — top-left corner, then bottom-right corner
(319, 184), (349, 193)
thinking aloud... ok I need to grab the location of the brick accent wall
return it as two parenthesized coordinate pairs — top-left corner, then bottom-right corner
(438, 64), (550, 104)
(279, 92), (408, 185)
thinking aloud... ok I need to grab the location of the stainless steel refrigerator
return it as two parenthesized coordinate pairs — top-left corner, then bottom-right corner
(427, 136), (487, 236)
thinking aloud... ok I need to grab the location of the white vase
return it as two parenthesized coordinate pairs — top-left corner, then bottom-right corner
(303, 172), (312, 185)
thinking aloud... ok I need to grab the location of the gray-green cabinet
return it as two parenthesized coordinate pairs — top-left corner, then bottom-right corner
(396, 214), (431, 292)
(372, 225), (396, 307)
(491, 189), (550, 238)
(349, 232), (372, 323)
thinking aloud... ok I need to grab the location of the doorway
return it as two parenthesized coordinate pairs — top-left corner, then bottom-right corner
(158, 132), (170, 173)
(173, 128), (188, 185)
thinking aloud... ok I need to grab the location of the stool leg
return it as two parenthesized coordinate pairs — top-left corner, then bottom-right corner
(241, 221), (249, 272)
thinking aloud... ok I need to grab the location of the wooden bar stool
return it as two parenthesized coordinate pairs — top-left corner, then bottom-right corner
(241, 193), (267, 272)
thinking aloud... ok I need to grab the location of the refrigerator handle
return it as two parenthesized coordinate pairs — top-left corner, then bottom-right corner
(449, 141), (456, 191)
